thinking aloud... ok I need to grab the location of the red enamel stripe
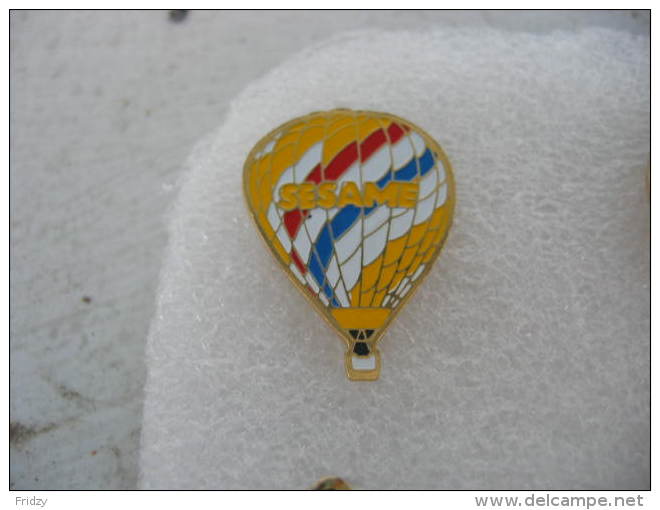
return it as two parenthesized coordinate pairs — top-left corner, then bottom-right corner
(324, 141), (359, 180)
(306, 164), (323, 184)
(290, 248), (306, 274)
(281, 123), (408, 257)
(284, 209), (304, 238)
(387, 122), (407, 143)
(358, 130), (385, 163)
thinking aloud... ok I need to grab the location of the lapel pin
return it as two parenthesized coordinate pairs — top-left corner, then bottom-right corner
(243, 109), (455, 380)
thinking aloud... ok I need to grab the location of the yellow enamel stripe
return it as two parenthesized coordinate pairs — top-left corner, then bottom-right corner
(399, 245), (418, 271)
(357, 117), (386, 140)
(249, 121), (326, 210)
(248, 156), (271, 212)
(407, 253), (425, 277)
(246, 119), (331, 266)
(319, 114), (359, 166)
(255, 209), (290, 264)
(419, 205), (452, 263)
(360, 288), (375, 307)
(321, 115), (393, 167)
(389, 270), (406, 294)
(258, 212), (290, 264)
(375, 220), (433, 293)
(406, 222), (428, 246)
(250, 111), (398, 249)
(373, 235), (406, 294)
(350, 285), (361, 307)
(361, 254), (383, 291)
(418, 209), (444, 253)
(248, 160), (290, 264)
(417, 229), (436, 255)
(322, 124), (356, 167)
(397, 221), (434, 273)
(252, 112), (388, 213)
(371, 288), (388, 307)
(286, 115), (327, 133)
(423, 228), (447, 262)
(385, 153), (455, 287)
(324, 111), (355, 127)
(258, 143), (297, 205)
(247, 111), (452, 313)
(383, 236), (407, 266)
(376, 262), (397, 291)
(257, 125), (327, 207)
(325, 114), (357, 135)
(272, 241), (290, 265)
(277, 129), (308, 152)
(331, 308), (391, 329)
(429, 206), (445, 229)
(369, 204), (451, 297)
(257, 212), (274, 238)
(389, 199), (453, 286)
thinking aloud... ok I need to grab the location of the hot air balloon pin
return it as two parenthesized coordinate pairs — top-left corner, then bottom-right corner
(243, 109), (455, 380)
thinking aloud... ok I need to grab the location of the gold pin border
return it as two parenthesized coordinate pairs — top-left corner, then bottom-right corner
(242, 109), (456, 380)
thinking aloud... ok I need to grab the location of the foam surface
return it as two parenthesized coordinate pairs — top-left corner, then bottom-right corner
(140, 28), (650, 489)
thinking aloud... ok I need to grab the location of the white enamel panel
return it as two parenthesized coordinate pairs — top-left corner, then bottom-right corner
(363, 223), (388, 265)
(364, 206), (389, 236)
(335, 161), (360, 187)
(340, 247), (362, 291)
(293, 141), (323, 182)
(437, 159), (447, 183)
(303, 208), (326, 243)
(334, 218), (362, 263)
(409, 132), (427, 156)
(436, 182), (448, 207)
(413, 190), (437, 225)
(411, 264), (426, 281)
(289, 263), (306, 284)
(391, 137), (414, 169)
(351, 355), (376, 371)
(334, 282), (350, 307)
(395, 276), (410, 294)
(389, 209), (414, 239)
(418, 168), (438, 199)
(305, 272), (320, 294)
(273, 166), (294, 194)
(326, 255), (340, 287)
(276, 224), (292, 251)
(267, 203), (280, 232)
(293, 229), (312, 262)
(361, 145), (390, 182)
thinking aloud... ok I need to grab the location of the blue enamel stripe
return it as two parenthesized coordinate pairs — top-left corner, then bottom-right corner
(308, 252), (340, 307)
(329, 205), (360, 240)
(393, 156), (417, 181)
(307, 147), (436, 306)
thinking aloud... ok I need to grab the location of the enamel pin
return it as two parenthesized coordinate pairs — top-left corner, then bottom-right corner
(243, 109), (455, 381)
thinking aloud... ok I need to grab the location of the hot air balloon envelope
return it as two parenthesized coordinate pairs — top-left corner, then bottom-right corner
(243, 109), (455, 380)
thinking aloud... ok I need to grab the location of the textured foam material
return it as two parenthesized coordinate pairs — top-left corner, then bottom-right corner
(140, 28), (650, 489)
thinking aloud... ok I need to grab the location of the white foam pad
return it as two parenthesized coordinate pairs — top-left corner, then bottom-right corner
(140, 28), (649, 489)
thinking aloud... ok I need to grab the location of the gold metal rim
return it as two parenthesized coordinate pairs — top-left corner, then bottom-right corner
(242, 109), (456, 380)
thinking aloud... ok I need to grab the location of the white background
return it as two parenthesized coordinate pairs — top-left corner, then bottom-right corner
(10, 9), (649, 490)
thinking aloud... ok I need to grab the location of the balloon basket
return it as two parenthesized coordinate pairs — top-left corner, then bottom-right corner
(344, 344), (381, 381)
